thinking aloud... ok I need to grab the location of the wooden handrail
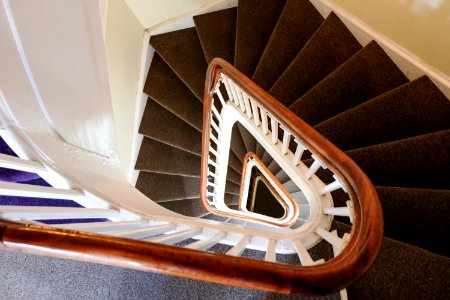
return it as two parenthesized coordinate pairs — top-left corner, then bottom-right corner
(200, 58), (383, 289)
(0, 58), (383, 296)
(237, 151), (299, 226)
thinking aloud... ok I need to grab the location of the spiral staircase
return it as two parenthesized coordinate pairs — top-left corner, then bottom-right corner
(133, 0), (449, 298)
(0, 0), (449, 299)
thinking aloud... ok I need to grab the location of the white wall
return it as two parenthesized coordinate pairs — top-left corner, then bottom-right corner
(328, 0), (450, 78)
(125, 0), (211, 28)
(105, 0), (145, 175)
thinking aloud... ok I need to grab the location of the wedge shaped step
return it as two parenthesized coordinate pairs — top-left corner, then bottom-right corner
(375, 186), (450, 256)
(234, 0), (287, 77)
(144, 54), (203, 131)
(347, 130), (450, 189)
(194, 7), (237, 64)
(289, 41), (408, 125)
(136, 137), (201, 177)
(314, 76), (450, 150)
(270, 12), (362, 105)
(158, 198), (209, 217)
(151, 27), (208, 100)
(136, 172), (240, 202)
(139, 98), (202, 155)
(252, 0), (324, 90)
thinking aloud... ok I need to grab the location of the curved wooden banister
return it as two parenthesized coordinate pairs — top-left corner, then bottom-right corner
(200, 58), (383, 288)
(0, 58), (383, 296)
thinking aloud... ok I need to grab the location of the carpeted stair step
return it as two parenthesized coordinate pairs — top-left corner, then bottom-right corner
(136, 137), (201, 177)
(158, 198), (209, 217)
(375, 186), (450, 256)
(348, 236), (450, 299)
(144, 54), (203, 131)
(150, 27), (208, 100)
(136, 137), (242, 185)
(270, 12), (362, 106)
(289, 41), (409, 125)
(252, 0), (324, 90)
(346, 130), (450, 189)
(136, 172), (240, 202)
(194, 7), (237, 64)
(234, 0), (287, 77)
(139, 98), (202, 155)
(314, 76), (450, 150)
(201, 213), (229, 222)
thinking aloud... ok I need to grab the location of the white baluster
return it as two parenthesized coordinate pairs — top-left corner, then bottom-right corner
(145, 228), (202, 245)
(293, 139), (307, 166)
(215, 87), (227, 107)
(243, 92), (253, 119)
(224, 77), (240, 106)
(250, 101), (260, 126)
(208, 171), (218, 178)
(320, 175), (347, 194)
(316, 228), (346, 255)
(265, 239), (277, 262)
(0, 153), (46, 173)
(55, 220), (149, 233)
(235, 86), (246, 113)
(0, 181), (84, 200)
(261, 109), (269, 135)
(209, 145), (219, 157)
(210, 120), (221, 135)
(208, 157), (218, 169)
(226, 235), (251, 256)
(221, 76), (235, 103)
(185, 231), (227, 250)
(271, 118), (278, 145)
(210, 132), (221, 146)
(323, 201), (354, 223)
(0, 206), (120, 220)
(305, 155), (327, 179)
(293, 239), (315, 266)
(211, 105), (223, 123)
(281, 127), (292, 154)
(109, 223), (177, 239)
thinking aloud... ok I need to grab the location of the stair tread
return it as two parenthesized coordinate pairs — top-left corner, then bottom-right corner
(136, 172), (240, 202)
(136, 137), (242, 186)
(314, 76), (450, 150)
(270, 12), (362, 106)
(348, 235), (450, 299)
(234, 0), (287, 77)
(252, 0), (324, 90)
(144, 54), (203, 131)
(139, 98), (202, 156)
(346, 130), (450, 189)
(157, 198), (208, 218)
(136, 137), (201, 177)
(151, 27), (208, 100)
(289, 41), (409, 125)
(194, 7), (237, 64)
(375, 186), (450, 256)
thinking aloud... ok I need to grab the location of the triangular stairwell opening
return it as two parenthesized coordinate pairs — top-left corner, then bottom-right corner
(134, 0), (450, 298)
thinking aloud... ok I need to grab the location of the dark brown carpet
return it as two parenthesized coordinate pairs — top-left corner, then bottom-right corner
(270, 12), (362, 106)
(315, 76), (450, 150)
(144, 54), (203, 131)
(252, 0), (324, 90)
(234, 0), (287, 77)
(151, 27), (208, 100)
(289, 41), (409, 125)
(194, 7), (237, 64)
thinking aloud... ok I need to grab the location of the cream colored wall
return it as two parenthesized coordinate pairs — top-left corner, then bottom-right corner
(328, 0), (450, 77)
(105, 0), (144, 175)
(125, 0), (211, 28)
